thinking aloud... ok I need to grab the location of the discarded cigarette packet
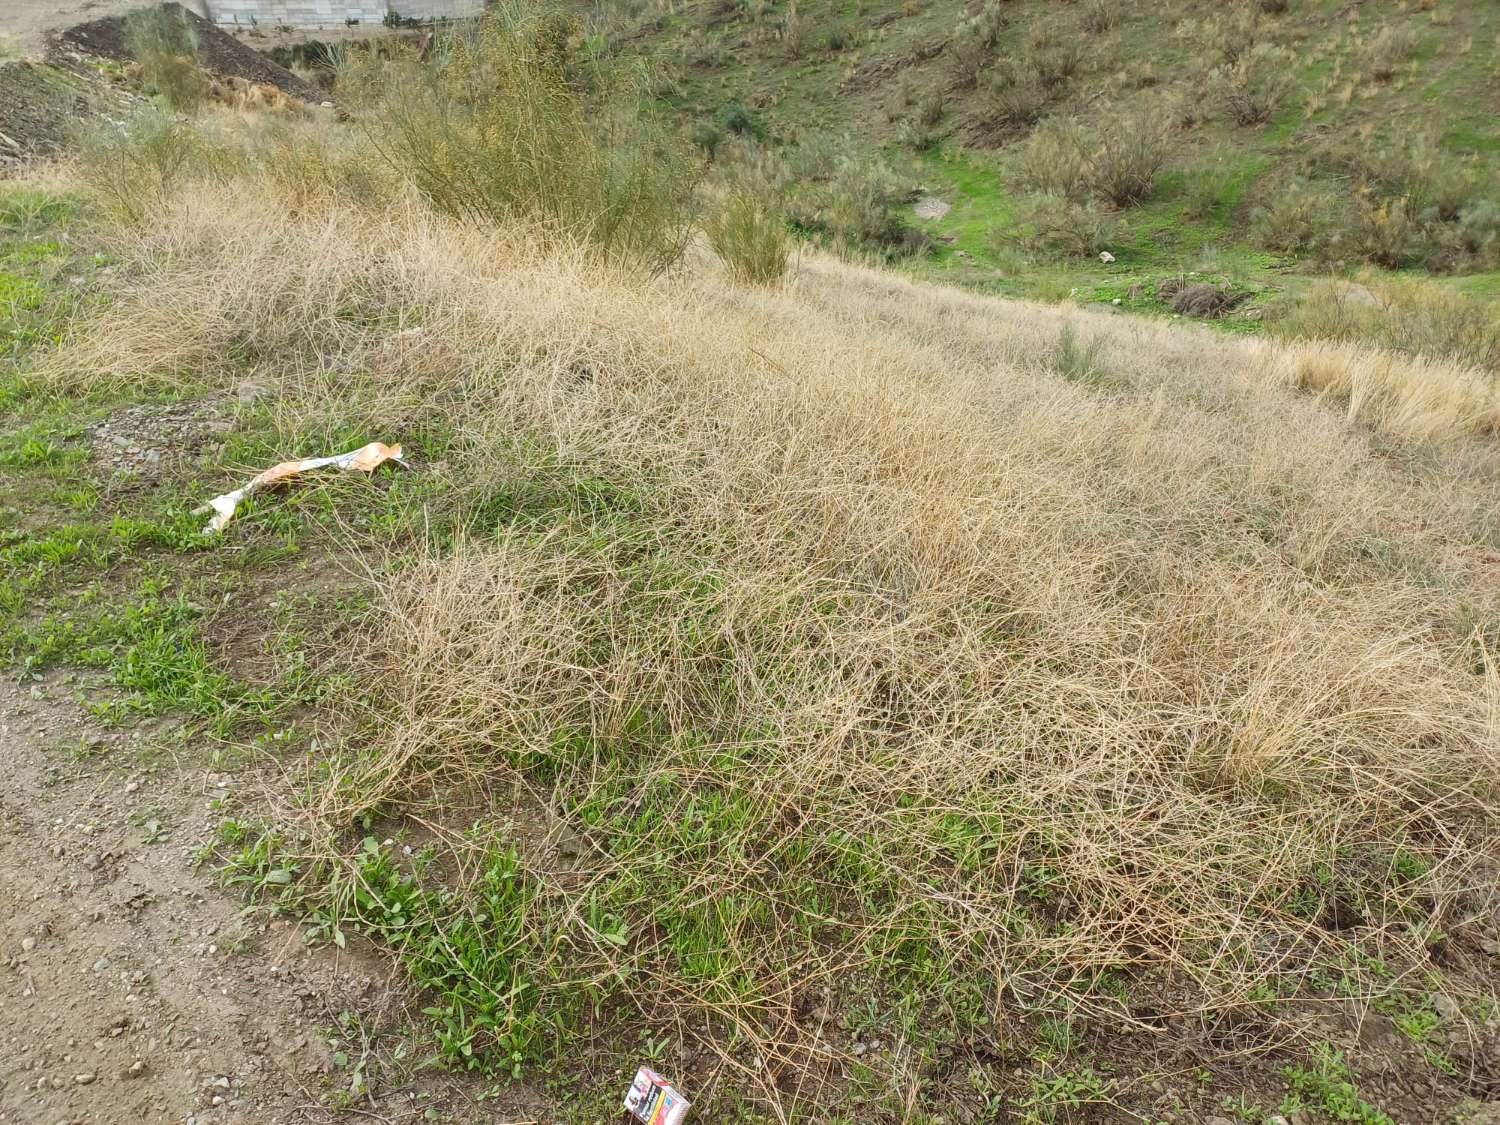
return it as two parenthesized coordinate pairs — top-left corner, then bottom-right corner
(622, 1064), (690, 1125)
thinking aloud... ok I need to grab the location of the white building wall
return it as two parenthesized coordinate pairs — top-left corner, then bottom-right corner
(205, 0), (482, 28)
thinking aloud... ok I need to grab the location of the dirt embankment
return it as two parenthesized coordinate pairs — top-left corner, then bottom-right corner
(55, 3), (321, 104)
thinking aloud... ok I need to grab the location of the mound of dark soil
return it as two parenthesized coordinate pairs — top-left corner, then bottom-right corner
(53, 2), (319, 103)
(0, 59), (140, 163)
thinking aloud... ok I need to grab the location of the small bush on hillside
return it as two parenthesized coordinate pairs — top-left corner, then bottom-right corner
(1209, 43), (1297, 125)
(779, 1), (813, 58)
(77, 111), (222, 223)
(948, 1), (1007, 87)
(716, 101), (762, 139)
(977, 67), (1049, 131)
(125, 6), (207, 113)
(1363, 22), (1418, 84)
(1092, 115), (1168, 206)
(1013, 117), (1093, 200)
(1186, 7), (1264, 65)
(1271, 276), (1500, 372)
(917, 89), (945, 128)
(339, 0), (699, 272)
(1183, 145), (1240, 221)
(1054, 324), (1117, 388)
(1029, 32), (1085, 89)
(1252, 179), (1341, 259)
(822, 156), (926, 256)
(1004, 193), (1117, 260)
(1013, 116), (1167, 207)
(894, 117), (940, 153)
(1357, 134), (1479, 222)
(1081, 0), (1116, 34)
(1345, 193), (1420, 268)
(706, 187), (790, 285)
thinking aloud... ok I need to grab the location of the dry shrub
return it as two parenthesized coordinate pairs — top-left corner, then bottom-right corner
(1209, 42), (1297, 125)
(125, 4), (206, 114)
(705, 187), (790, 284)
(338, 0), (699, 272)
(1091, 114), (1169, 206)
(1012, 116), (1093, 199)
(948, 0), (1007, 87)
(1081, 0), (1115, 34)
(1272, 276), (1500, 375)
(978, 65), (1049, 130)
(44, 175), (1500, 1113)
(1252, 178), (1342, 259)
(1004, 192), (1117, 259)
(1363, 22), (1418, 83)
(75, 111), (225, 224)
(1013, 114), (1167, 207)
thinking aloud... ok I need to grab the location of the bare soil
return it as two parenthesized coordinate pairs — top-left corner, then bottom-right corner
(55, 4), (321, 103)
(0, 668), (535, 1125)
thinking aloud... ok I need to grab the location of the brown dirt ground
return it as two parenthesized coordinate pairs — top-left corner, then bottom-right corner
(54, 3), (321, 103)
(0, 666), (551, 1125)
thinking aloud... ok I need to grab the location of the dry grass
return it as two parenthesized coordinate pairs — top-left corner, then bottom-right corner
(39, 163), (1500, 1114)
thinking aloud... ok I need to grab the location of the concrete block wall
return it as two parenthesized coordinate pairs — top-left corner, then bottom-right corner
(204, 0), (482, 28)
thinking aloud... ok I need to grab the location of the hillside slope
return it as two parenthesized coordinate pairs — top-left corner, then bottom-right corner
(604, 0), (1500, 314)
(7, 139), (1500, 1119)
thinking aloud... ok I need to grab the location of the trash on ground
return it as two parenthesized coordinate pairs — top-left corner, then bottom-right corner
(194, 441), (405, 532)
(622, 1065), (690, 1124)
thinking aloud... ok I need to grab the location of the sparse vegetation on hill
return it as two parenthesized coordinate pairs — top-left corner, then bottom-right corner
(589, 0), (1500, 345)
(4, 3), (1500, 1122)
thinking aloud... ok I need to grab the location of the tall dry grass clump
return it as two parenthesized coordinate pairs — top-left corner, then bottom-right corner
(125, 4), (207, 114)
(1272, 275), (1500, 376)
(338, 0), (699, 271)
(40, 160), (1500, 1114)
(704, 186), (790, 284)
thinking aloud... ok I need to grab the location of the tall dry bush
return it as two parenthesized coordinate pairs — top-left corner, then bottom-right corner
(1013, 115), (1167, 207)
(705, 186), (790, 284)
(1209, 42), (1297, 125)
(125, 5), (206, 114)
(338, 0), (699, 272)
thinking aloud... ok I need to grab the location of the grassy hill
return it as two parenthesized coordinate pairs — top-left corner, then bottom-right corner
(596, 0), (1500, 323)
(4, 4), (1500, 1122)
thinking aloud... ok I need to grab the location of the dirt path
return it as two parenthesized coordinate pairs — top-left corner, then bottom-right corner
(0, 670), (493, 1125)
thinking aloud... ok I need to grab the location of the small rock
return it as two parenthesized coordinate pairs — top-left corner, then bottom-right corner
(124, 781), (140, 795)
(1431, 991), (1462, 1021)
(21, 936), (36, 953)
(74, 1073), (95, 1085)
(123, 1060), (146, 1079)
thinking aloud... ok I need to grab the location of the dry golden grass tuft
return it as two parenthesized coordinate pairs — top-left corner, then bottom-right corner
(40, 167), (1500, 1111)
